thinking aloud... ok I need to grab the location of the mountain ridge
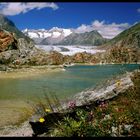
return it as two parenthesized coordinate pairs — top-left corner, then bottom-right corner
(23, 28), (108, 46)
(100, 22), (140, 49)
(57, 30), (108, 46)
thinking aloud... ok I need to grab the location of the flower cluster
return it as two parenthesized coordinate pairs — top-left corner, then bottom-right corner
(39, 117), (45, 123)
(68, 100), (76, 109)
(116, 80), (122, 87)
(99, 101), (108, 108)
(115, 107), (124, 113)
(87, 111), (94, 122)
(38, 108), (51, 123)
(45, 108), (51, 113)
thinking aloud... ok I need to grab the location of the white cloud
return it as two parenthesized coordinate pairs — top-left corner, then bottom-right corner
(75, 24), (92, 33)
(137, 8), (140, 13)
(0, 2), (59, 16)
(74, 20), (130, 39)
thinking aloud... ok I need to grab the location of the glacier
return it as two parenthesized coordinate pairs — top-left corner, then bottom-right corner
(35, 45), (106, 56)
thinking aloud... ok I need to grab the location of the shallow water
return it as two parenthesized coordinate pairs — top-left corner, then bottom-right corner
(0, 64), (139, 101)
(0, 64), (139, 128)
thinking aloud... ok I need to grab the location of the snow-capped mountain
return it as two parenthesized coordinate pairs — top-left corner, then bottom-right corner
(22, 27), (73, 44)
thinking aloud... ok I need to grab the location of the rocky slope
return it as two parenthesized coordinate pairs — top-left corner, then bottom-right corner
(0, 30), (64, 67)
(0, 29), (36, 66)
(97, 22), (140, 63)
(102, 22), (140, 49)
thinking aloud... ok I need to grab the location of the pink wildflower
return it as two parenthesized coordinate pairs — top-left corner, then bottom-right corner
(68, 100), (76, 109)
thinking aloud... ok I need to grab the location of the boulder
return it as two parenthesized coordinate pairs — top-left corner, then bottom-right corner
(0, 65), (8, 71)
(0, 50), (19, 64)
(17, 38), (35, 58)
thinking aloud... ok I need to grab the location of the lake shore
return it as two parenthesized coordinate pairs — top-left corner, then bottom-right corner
(0, 62), (139, 79)
(0, 65), (65, 79)
(73, 62), (140, 66)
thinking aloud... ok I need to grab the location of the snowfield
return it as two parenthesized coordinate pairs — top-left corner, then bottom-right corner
(35, 45), (106, 56)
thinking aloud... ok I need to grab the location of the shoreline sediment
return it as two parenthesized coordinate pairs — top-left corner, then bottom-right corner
(0, 65), (65, 79)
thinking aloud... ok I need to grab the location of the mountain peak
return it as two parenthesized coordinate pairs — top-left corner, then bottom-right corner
(58, 30), (107, 46)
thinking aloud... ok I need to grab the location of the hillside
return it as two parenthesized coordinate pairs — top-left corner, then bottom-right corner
(101, 22), (140, 49)
(96, 22), (140, 63)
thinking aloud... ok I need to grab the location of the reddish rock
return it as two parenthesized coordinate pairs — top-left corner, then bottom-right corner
(0, 29), (18, 52)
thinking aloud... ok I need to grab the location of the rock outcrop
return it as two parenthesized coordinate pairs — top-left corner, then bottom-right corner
(74, 73), (134, 106)
(0, 29), (18, 52)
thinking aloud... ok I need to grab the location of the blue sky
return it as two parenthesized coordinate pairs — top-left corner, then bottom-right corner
(0, 2), (140, 38)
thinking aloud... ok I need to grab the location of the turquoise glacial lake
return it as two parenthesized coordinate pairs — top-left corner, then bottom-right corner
(0, 64), (139, 102)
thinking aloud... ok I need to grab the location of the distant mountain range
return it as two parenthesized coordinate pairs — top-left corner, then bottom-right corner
(58, 31), (108, 46)
(22, 28), (108, 46)
(22, 27), (73, 45)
